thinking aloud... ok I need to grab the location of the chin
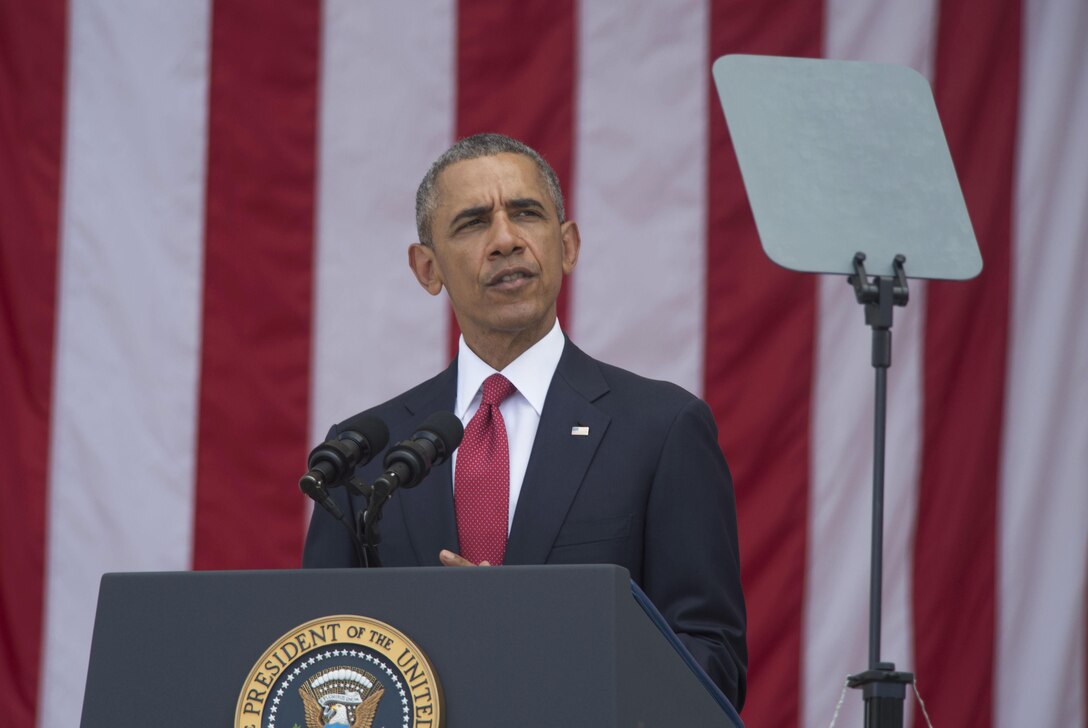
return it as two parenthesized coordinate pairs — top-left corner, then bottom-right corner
(488, 310), (551, 336)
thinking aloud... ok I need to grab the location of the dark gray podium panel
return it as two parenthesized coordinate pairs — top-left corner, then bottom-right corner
(81, 565), (739, 727)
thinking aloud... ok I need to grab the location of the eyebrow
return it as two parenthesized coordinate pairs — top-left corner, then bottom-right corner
(507, 197), (547, 213)
(447, 197), (549, 230)
(449, 205), (491, 229)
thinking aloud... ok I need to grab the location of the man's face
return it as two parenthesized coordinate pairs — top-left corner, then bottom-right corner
(409, 153), (579, 355)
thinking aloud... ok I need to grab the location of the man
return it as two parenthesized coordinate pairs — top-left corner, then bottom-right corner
(303, 133), (747, 708)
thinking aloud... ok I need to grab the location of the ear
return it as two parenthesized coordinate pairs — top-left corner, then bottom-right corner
(559, 221), (581, 275)
(408, 243), (444, 296)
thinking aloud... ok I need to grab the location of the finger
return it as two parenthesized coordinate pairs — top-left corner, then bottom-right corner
(439, 549), (475, 567)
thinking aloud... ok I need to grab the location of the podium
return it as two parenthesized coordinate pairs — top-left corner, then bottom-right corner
(80, 564), (742, 727)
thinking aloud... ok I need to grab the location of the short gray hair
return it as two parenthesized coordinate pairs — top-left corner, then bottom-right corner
(415, 133), (565, 246)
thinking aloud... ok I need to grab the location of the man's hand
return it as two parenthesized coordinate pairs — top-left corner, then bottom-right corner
(439, 549), (491, 567)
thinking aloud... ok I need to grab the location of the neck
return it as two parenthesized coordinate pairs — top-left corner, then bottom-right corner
(463, 320), (554, 371)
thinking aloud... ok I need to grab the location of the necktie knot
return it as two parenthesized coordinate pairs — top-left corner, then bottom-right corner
(481, 374), (516, 407)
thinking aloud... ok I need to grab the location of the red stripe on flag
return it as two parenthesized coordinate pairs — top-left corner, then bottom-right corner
(450, 0), (577, 358)
(192, 1), (321, 569)
(706, 1), (823, 722)
(0, 2), (67, 723)
(913, 1), (1020, 725)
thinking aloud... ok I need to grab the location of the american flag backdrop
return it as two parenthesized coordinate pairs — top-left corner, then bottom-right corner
(2, 1), (1086, 726)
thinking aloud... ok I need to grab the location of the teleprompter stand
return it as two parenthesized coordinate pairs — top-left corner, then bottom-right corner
(713, 54), (982, 726)
(844, 252), (914, 727)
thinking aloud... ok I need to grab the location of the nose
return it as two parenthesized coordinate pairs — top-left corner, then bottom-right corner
(487, 212), (523, 257)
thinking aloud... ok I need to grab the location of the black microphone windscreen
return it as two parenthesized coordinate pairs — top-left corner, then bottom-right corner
(418, 410), (464, 452)
(338, 412), (390, 452)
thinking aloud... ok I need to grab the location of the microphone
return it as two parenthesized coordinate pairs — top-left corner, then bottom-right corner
(367, 411), (464, 509)
(300, 413), (390, 515)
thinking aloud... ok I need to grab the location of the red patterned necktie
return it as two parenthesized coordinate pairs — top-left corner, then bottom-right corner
(455, 373), (517, 565)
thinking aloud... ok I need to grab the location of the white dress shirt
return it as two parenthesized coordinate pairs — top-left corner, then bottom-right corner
(453, 319), (565, 532)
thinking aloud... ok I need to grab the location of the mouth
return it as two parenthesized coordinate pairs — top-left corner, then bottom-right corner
(487, 268), (536, 290)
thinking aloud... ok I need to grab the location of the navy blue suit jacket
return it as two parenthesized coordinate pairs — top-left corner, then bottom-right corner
(303, 339), (747, 708)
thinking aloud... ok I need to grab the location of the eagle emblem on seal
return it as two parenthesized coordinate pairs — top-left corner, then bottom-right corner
(298, 666), (385, 728)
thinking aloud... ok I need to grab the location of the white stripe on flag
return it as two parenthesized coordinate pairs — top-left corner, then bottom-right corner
(570, 0), (708, 393)
(997, 0), (1088, 725)
(804, 1), (938, 725)
(311, 0), (455, 441)
(824, 0), (938, 77)
(39, 1), (212, 723)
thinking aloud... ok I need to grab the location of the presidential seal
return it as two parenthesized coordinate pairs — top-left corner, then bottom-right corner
(236, 615), (443, 728)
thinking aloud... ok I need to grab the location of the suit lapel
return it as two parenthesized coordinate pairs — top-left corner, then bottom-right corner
(505, 342), (611, 565)
(395, 362), (460, 565)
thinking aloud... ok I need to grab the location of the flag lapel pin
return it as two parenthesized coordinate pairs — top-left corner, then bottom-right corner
(571, 425), (590, 436)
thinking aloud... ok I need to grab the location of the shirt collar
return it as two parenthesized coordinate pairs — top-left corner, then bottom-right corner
(455, 319), (565, 418)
